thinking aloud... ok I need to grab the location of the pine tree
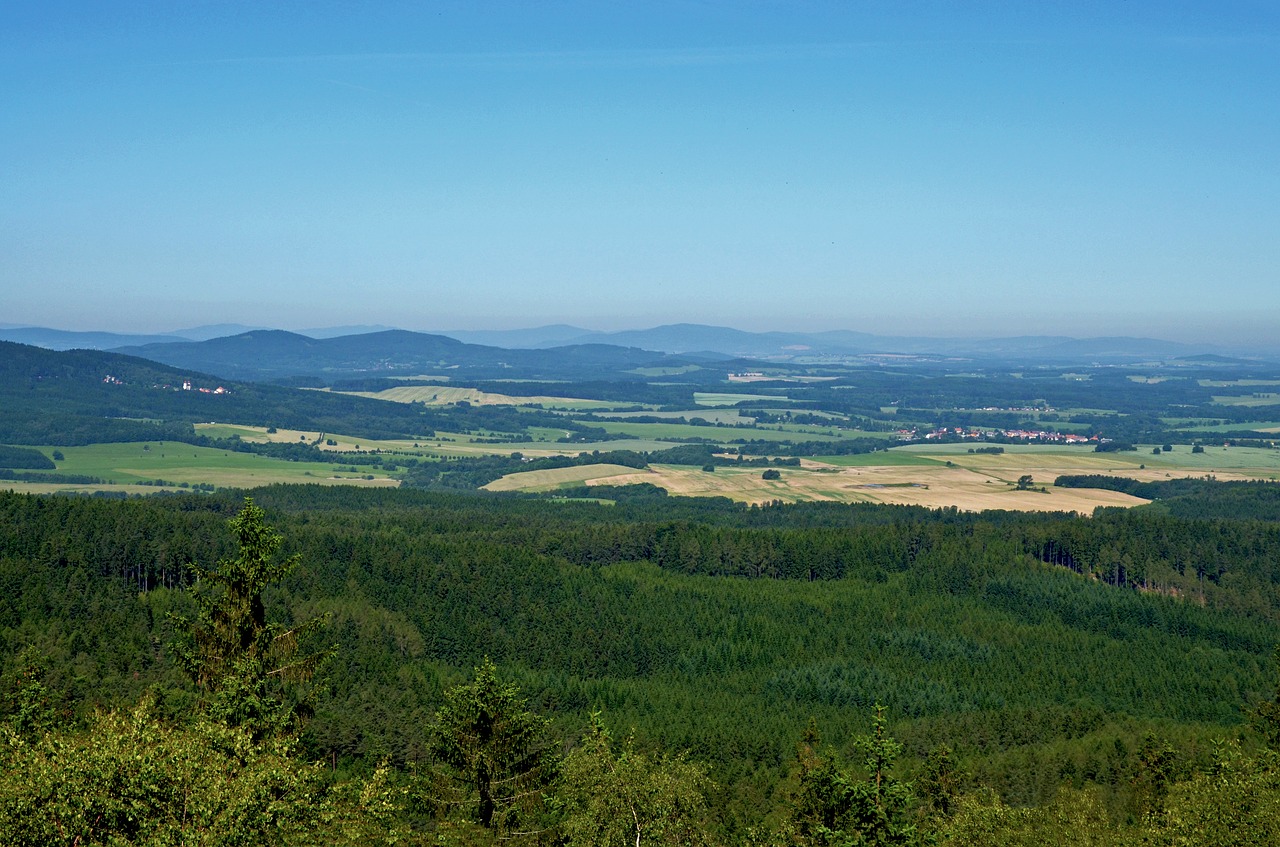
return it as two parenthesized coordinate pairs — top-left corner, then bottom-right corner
(173, 498), (330, 737)
(426, 658), (557, 839)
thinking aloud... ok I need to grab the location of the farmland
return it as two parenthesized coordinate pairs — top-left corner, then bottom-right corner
(484, 442), (1280, 510)
(349, 384), (634, 410)
(0, 441), (397, 495)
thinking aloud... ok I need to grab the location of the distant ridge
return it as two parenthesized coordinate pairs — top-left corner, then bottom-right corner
(0, 326), (189, 351)
(9, 321), (1268, 365)
(512, 324), (1226, 362)
(437, 324), (592, 349)
(110, 329), (680, 382)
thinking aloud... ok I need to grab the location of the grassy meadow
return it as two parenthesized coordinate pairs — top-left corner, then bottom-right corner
(0, 441), (398, 495)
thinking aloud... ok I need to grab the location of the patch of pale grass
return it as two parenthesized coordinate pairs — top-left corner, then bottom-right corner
(483, 464), (652, 492)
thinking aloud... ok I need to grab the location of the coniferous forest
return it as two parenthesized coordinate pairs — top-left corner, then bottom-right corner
(3, 484), (1280, 844)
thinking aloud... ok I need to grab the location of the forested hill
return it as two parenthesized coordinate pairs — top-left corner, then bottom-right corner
(4, 487), (1279, 771)
(0, 340), (435, 444)
(111, 329), (699, 382)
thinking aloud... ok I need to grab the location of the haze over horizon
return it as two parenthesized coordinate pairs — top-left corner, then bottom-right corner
(4, 2), (1278, 346)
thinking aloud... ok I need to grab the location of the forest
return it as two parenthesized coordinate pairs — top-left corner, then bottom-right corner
(3, 483), (1280, 843)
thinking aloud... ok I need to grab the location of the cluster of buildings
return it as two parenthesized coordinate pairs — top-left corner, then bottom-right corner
(179, 380), (229, 394)
(899, 426), (1095, 444)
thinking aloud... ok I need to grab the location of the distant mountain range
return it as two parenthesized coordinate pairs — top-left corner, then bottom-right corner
(109, 329), (688, 383)
(438, 323), (1240, 362)
(3, 322), (1273, 375)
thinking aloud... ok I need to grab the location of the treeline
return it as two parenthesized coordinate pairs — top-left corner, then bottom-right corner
(0, 445), (55, 469)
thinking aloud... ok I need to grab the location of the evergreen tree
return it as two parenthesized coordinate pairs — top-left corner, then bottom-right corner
(425, 659), (557, 839)
(173, 498), (330, 737)
(785, 708), (917, 847)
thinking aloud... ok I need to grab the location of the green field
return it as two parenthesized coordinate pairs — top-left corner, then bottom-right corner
(765, 424), (898, 440)
(603, 408), (755, 424)
(1211, 393), (1280, 407)
(693, 392), (793, 406)
(568, 420), (736, 441)
(627, 365), (703, 376)
(1164, 420), (1280, 433)
(14, 442), (398, 491)
(1199, 378), (1280, 387)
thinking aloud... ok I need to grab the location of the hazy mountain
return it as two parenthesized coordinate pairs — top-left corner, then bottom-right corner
(437, 324), (593, 348)
(9, 320), (1251, 367)
(529, 324), (1228, 362)
(167, 323), (266, 341)
(299, 324), (399, 339)
(0, 326), (189, 351)
(111, 329), (679, 382)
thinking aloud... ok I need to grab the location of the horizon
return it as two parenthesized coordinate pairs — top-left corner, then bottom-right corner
(4, 3), (1278, 346)
(2, 317), (1274, 356)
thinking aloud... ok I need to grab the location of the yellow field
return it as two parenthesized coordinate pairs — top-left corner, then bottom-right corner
(195, 424), (431, 453)
(558, 464), (1141, 512)
(342, 385), (624, 410)
(483, 464), (650, 492)
(483, 445), (1280, 512)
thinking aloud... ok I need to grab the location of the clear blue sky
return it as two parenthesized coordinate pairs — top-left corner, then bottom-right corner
(3, 1), (1278, 343)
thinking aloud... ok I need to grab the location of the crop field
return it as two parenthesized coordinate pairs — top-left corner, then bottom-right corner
(482, 463), (652, 492)
(766, 424), (898, 440)
(195, 424), (428, 453)
(484, 442), (1280, 510)
(565, 463), (1147, 512)
(1211, 394), (1280, 407)
(892, 442), (1280, 478)
(348, 385), (634, 410)
(1199, 379), (1280, 387)
(693, 392), (792, 406)
(570, 420), (743, 441)
(627, 365), (704, 376)
(1161, 419), (1280, 433)
(604, 409), (755, 424)
(6, 442), (399, 493)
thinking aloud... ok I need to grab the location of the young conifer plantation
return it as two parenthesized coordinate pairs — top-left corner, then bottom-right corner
(2, 484), (1280, 844)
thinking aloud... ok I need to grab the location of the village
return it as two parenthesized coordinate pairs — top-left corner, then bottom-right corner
(899, 425), (1098, 444)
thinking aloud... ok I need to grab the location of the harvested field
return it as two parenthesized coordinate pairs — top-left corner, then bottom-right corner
(483, 464), (652, 492)
(578, 464), (1148, 512)
(486, 442), (1280, 511)
(345, 385), (626, 410)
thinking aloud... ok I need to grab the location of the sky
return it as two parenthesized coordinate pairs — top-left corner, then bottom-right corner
(2, 1), (1278, 344)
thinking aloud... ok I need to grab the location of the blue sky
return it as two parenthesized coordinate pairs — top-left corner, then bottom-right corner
(3, 2), (1278, 343)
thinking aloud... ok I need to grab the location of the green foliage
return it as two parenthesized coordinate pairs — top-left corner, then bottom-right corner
(783, 708), (917, 847)
(425, 659), (556, 837)
(7, 485), (1280, 838)
(1145, 744), (1280, 846)
(935, 786), (1130, 847)
(1254, 648), (1280, 751)
(916, 745), (965, 818)
(173, 498), (330, 737)
(556, 713), (716, 847)
(0, 648), (61, 743)
(0, 697), (409, 846)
